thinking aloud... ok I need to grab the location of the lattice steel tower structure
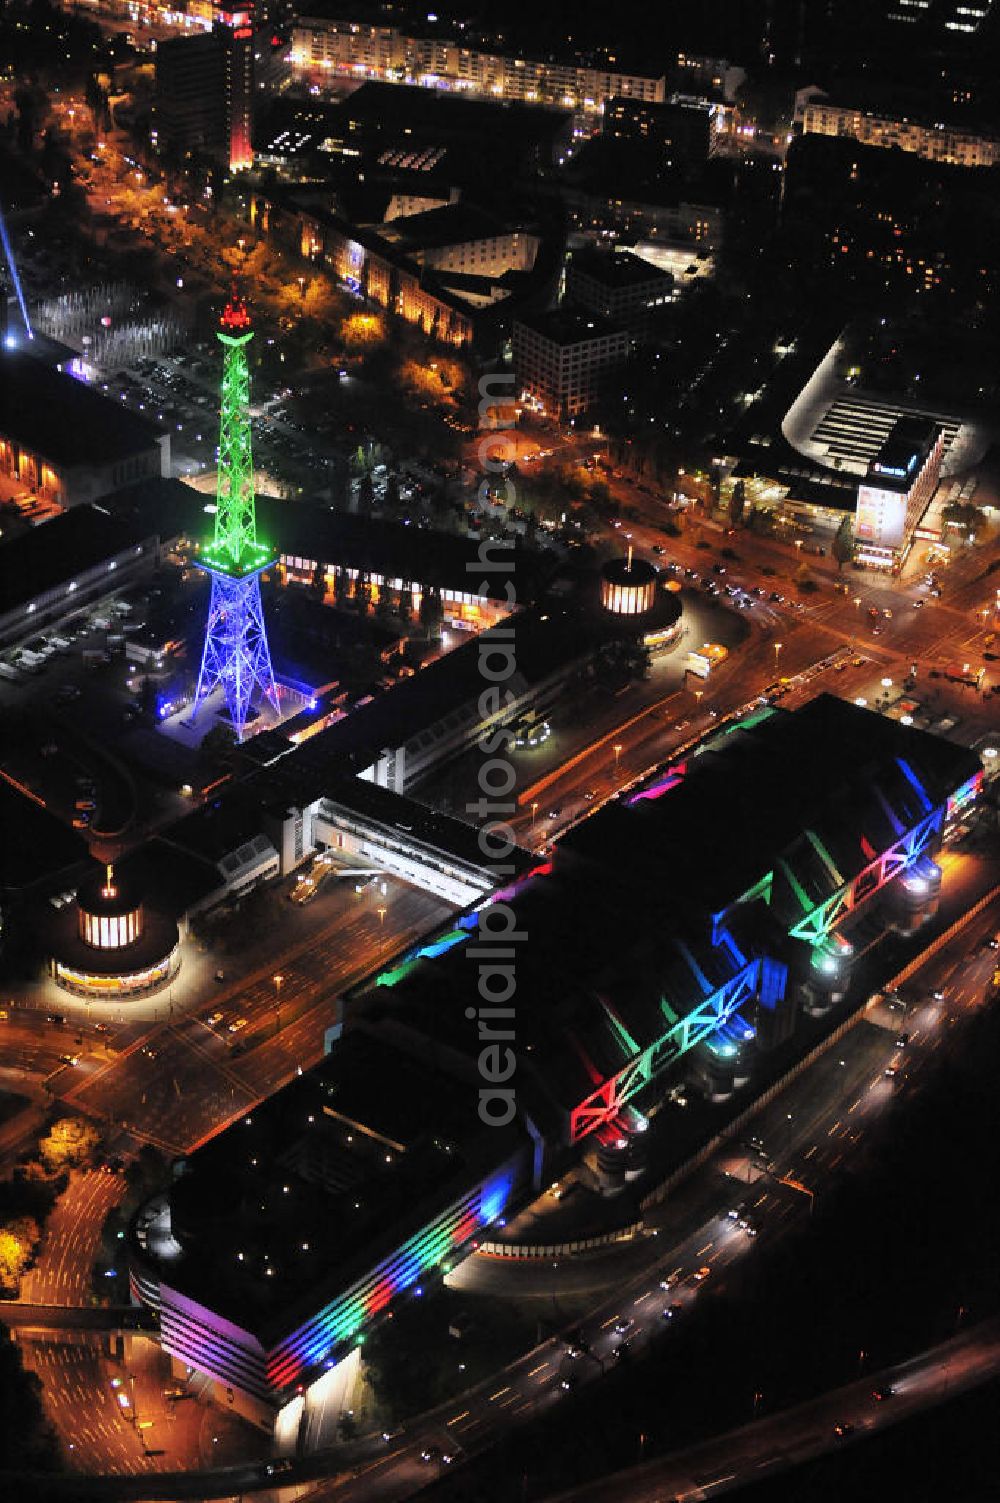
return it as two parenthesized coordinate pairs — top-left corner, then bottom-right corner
(193, 291), (279, 741)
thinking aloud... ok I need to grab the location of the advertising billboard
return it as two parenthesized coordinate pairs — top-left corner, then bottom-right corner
(855, 483), (906, 550)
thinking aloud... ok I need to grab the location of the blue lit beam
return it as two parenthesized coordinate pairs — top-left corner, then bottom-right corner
(0, 201), (33, 342)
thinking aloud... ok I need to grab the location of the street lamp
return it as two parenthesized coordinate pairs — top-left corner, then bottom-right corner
(613, 743), (623, 773)
(774, 641), (782, 665)
(376, 905), (387, 960)
(273, 974), (284, 1035)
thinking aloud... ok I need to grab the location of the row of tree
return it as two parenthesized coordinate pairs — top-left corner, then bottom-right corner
(0, 1117), (101, 1297)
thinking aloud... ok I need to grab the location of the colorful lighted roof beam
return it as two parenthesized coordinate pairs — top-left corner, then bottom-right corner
(786, 802), (944, 946)
(375, 927), (471, 988)
(490, 860), (553, 905)
(717, 777), (965, 950)
(373, 863), (553, 989)
(896, 758), (933, 815)
(627, 761), (687, 805)
(698, 705), (776, 754)
(946, 769), (983, 821)
(569, 956), (767, 1143)
(192, 292), (279, 741)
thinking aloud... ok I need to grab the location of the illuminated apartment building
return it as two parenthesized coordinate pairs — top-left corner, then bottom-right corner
(289, 16), (664, 112)
(802, 100), (1000, 168)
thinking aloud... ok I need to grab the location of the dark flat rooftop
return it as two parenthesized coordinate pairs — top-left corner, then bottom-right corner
(867, 417), (942, 490)
(154, 1028), (524, 1345)
(106, 481), (554, 603)
(383, 203), (524, 251)
(340, 81), (570, 144)
(249, 604), (600, 803)
(0, 504), (155, 615)
(569, 247), (673, 289)
(0, 353), (166, 468)
(514, 307), (627, 345)
(0, 780), (89, 895)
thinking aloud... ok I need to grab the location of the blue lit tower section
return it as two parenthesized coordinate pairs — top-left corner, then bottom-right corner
(193, 292), (279, 742)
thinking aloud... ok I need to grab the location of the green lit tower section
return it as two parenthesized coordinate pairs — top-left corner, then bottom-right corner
(193, 291), (279, 741)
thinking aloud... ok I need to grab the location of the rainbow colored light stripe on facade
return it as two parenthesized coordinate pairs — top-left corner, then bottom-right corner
(375, 927), (471, 988)
(265, 1161), (518, 1391)
(490, 860), (553, 906)
(138, 1158), (522, 1404)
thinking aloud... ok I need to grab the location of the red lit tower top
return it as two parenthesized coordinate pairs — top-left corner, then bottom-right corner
(220, 288), (252, 335)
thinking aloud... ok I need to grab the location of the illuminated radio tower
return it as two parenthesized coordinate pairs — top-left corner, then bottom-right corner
(192, 291), (279, 741)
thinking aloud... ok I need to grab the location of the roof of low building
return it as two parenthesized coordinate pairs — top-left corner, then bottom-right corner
(340, 81), (571, 147)
(865, 417), (942, 491)
(382, 203), (528, 251)
(0, 779), (90, 896)
(105, 480), (555, 603)
(568, 247), (674, 289)
(0, 353), (166, 469)
(602, 556), (658, 586)
(317, 776), (534, 876)
(247, 604), (599, 805)
(0, 504), (155, 617)
(513, 306), (627, 345)
(148, 1027), (525, 1346)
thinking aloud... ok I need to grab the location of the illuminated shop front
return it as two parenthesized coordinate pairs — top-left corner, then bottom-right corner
(48, 863), (180, 999)
(278, 556), (511, 630)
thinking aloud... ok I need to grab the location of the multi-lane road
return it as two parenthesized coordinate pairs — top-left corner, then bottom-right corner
(20, 1168), (125, 1307)
(541, 1317), (1000, 1503)
(54, 880), (450, 1156)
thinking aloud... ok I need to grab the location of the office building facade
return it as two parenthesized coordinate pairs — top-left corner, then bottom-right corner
(512, 309), (629, 418)
(565, 248), (674, 337)
(854, 418), (944, 571)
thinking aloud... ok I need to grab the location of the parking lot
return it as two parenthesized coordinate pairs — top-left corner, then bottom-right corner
(95, 350), (341, 494)
(0, 578), (196, 839)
